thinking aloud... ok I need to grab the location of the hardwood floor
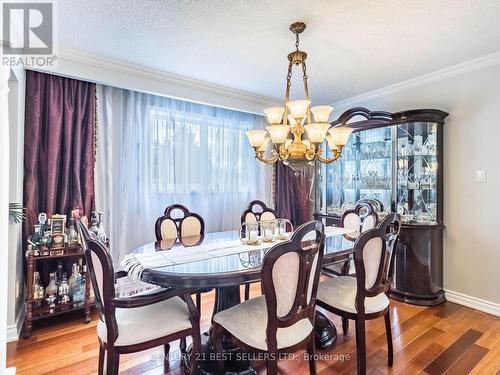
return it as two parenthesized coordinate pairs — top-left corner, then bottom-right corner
(7, 282), (500, 375)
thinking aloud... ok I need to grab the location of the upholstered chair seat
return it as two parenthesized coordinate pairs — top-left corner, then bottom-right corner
(213, 295), (313, 351)
(97, 296), (191, 346)
(317, 276), (389, 314)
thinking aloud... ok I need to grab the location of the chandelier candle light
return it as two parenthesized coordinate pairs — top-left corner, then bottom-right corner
(246, 22), (353, 168)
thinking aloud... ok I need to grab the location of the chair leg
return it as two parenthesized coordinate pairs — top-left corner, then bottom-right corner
(106, 349), (119, 375)
(180, 337), (187, 354)
(244, 284), (250, 301)
(384, 311), (393, 367)
(307, 333), (317, 375)
(342, 316), (349, 335)
(191, 332), (201, 375)
(98, 346), (105, 375)
(196, 293), (202, 314)
(341, 259), (350, 275)
(164, 343), (170, 366)
(266, 353), (278, 375)
(212, 323), (225, 375)
(355, 318), (366, 375)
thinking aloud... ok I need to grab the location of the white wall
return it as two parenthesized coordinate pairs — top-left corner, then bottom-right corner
(7, 69), (26, 342)
(334, 62), (500, 308)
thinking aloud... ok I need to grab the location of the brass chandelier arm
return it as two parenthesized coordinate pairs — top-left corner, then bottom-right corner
(255, 149), (279, 164)
(277, 144), (290, 161)
(304, 145), (317, 161)
(315, 148), (342, 164)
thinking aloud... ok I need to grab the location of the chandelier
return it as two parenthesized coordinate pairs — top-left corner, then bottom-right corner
(246, 22), (353, 168)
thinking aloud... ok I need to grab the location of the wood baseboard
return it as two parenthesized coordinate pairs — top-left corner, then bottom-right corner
(6, 309), (25, 343)
(445, 289), (500, 317)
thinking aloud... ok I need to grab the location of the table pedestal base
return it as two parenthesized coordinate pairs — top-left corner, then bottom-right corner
(314, 311), (337, 349)
(183, 331), (256, 375)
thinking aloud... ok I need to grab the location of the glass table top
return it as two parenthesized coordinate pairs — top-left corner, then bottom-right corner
(133, 230), (354, 277)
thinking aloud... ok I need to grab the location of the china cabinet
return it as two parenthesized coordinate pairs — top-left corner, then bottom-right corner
(314, 107), (448, 306)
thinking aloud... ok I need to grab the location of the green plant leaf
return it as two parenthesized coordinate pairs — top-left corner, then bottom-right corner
(9, 203), (26, 224)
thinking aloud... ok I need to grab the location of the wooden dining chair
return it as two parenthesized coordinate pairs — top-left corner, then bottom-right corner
(155, 204), (207, 311)
(76, 220), (201, 375)
(240, 200), (278, 301)
(212, 220), (325, 375)
(322, 202), (379, 278)
(316, 213), (401, 375)
(155, 204), (205, 241)
(241, 199), (278, 224)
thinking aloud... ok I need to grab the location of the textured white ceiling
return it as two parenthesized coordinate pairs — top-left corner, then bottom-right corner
(58, 0), (500, 104)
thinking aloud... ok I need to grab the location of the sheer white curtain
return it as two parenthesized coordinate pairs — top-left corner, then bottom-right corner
(96, 85), (272, 263)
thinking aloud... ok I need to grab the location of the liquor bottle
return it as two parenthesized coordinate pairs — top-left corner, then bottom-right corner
(70, 263), (85, 305)
(41, 237), (50, 256)
(68, 218), (78, 245)
(89, 214), (99, 237)
(73, 266), (85, 306)
(96, 212), (107, 243)
(58, 272), (71, 305)
(32, 271), (44, 309)
(68, 263), (78, 296)
(45, 272), (58, 313)
(56, 260), (63, 284)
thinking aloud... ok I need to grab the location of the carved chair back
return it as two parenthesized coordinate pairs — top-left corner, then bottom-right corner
(356, 198), (384, 213)
(76, 220), (119, 343)
(241, 200), (277, 224)
(341, 202), (379, 241)
(155, 204), (205, 241)
(261, 220), (325, 349)
(352, 213), (401, 313)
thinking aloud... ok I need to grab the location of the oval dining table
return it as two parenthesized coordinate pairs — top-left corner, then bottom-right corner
(131, 229), (355, 375)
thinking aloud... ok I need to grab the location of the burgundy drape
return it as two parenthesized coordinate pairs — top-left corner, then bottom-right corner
(23, 70), (96, 237)
(275, 163), (314, 227)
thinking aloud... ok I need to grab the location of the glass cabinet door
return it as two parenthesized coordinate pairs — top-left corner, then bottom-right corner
(396, 122), (439, 224)
(321, 126), (393, 215)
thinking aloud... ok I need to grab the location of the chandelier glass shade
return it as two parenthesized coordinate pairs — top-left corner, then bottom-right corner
(246, 22), (353, 167)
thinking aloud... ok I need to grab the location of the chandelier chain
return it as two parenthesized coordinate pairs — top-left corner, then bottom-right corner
(302, 61), (308, 80)
(295, 32), (300, 50)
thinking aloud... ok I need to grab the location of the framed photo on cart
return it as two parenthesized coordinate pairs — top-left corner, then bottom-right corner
(50, 214), (66, 248)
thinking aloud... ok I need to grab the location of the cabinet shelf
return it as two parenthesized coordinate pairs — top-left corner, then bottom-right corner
(398, 154), (437, 158)
(398, 187), (437, 191)
(27, 247), (84, 261)
(29, 299), (95, 320)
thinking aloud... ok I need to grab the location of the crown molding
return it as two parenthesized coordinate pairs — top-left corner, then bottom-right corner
(2, 41), (279, 112)
(47, 47), (280, 113)
(332, 51), (500, 109)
